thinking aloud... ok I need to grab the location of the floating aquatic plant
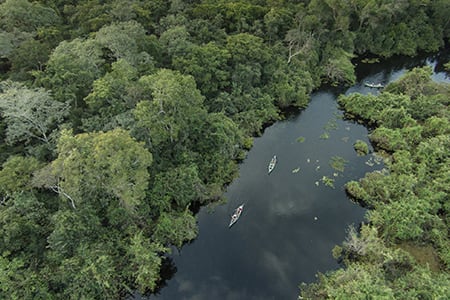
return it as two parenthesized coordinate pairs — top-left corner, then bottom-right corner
(321, 176), (335, 188)
(320, 132), (330, 139)
(329, 156), (348, 172)
(324, 119), (338, 131)
(296, 136), (305, 143)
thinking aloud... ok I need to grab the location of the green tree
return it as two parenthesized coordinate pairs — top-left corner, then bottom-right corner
(266, 56), (315, 108)
(0, 192), (50, 259)
(0, 0), (61, 80)
(263, 7), (294, 43)
(134, 69), (206, 147)
(368, 197), (435, 241)
(191, 112), (243, 184)
(301, 263), (394, 299)
(209, 89), (277, 136)
(159, 25), (193, 60)
(150, 164), (203, 212)
(33, 38), (105, 106)
(49, 128), (152, 211)
(153, 210), (198, 248)
(95, 20), (156, 71)
(353, 140), (369, 156)
(172, 42), (230, 98)
(128, 231), (169, 293)
(0, 0), (60, 32)
(226, 33), (271, 90)
(0, 253), (52, 299)
(322, 47), (356, 85)
(0, 155), (43, 195)
(83, 59), (139, 131)
(54, 241), (121, 300)
(62, 0), (112, 36)
(7, 38), (52, 81)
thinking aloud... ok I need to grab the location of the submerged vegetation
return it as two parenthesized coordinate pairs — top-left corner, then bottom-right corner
(0, 0), (449, 298)
(321, 176), (335, 189)
(301, 67), (450, 299)
(296, 136), (306, 143)
(329, 155), (348, 173)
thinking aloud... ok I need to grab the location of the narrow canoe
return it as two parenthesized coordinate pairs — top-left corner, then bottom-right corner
(364, 82), (384, 88)
(229, 204), (244, 227)
(268, 155), (277, 174)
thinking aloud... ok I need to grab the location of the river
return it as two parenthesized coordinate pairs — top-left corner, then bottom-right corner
(143, 51), (449, 300)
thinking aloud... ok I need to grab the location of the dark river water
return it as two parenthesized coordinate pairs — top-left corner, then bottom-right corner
(143, 51), (449, 300)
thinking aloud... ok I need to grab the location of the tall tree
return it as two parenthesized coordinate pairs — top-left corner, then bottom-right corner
(47, 128), (153, 211)
(172, 42), (230, 98)
(83, 59), (139, 131)
(134, 69), (206, 147)
(95, 20), (156, 71)
(0, 81), (69, 145)
(0, 0), (60, 32)
(33, 38), (105, 106)
(0, 155), (43, 195)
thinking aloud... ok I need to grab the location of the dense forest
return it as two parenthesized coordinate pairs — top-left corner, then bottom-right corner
(0, 0), (448, 299)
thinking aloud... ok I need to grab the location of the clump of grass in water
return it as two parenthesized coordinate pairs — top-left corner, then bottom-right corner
(333, 111), (344, 120)
(321, 176), (335, 188)
(296, 136), (305, 143)
(324, 119), (338, 131)
(354, 139), (369, 156)
(329, 156), (348, 172)
(320, 132), (330, 139)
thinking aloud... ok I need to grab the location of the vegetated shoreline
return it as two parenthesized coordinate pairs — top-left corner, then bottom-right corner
(175, 51), (449, 300)
(299, 64), (450, 299)
(0, 1), (449, 299)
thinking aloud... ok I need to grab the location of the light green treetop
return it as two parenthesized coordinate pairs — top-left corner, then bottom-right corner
(50, 128), (152, 211)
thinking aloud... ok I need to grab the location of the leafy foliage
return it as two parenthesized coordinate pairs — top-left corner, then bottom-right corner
(0, 0), (449, 298)
(33, 38), (105, 105)
(51, 128), (152, 211)
(0, 81), (69, 145)
(0, 155), (43, 195)
(134, 69), (206, 147)
(353, 139), (369, 156)
(320, 68), (450, 300)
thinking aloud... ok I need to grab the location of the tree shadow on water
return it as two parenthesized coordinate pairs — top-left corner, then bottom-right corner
(152, 257), (177, 295)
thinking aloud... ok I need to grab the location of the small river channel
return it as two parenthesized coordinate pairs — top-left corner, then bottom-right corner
(146, 51), (449, 300)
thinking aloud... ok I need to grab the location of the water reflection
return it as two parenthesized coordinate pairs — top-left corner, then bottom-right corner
(147, 90), (378, 300)
(145, 51), (450, 300)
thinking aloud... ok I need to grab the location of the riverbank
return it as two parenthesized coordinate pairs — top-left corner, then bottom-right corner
(300, 61), (450, 299)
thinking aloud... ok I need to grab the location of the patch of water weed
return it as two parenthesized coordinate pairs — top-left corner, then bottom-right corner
(321, 176), (335, 188)
(320, 132), (330, 139)
(333, 111), (343, 120)
(324, 119), (338, 131)
(329, 156), (348, 172)
(296, 136), (305, 143)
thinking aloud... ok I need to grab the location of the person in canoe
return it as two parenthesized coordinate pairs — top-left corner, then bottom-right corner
(268, 155), (277, 174)
(229, 204), (244, 227)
